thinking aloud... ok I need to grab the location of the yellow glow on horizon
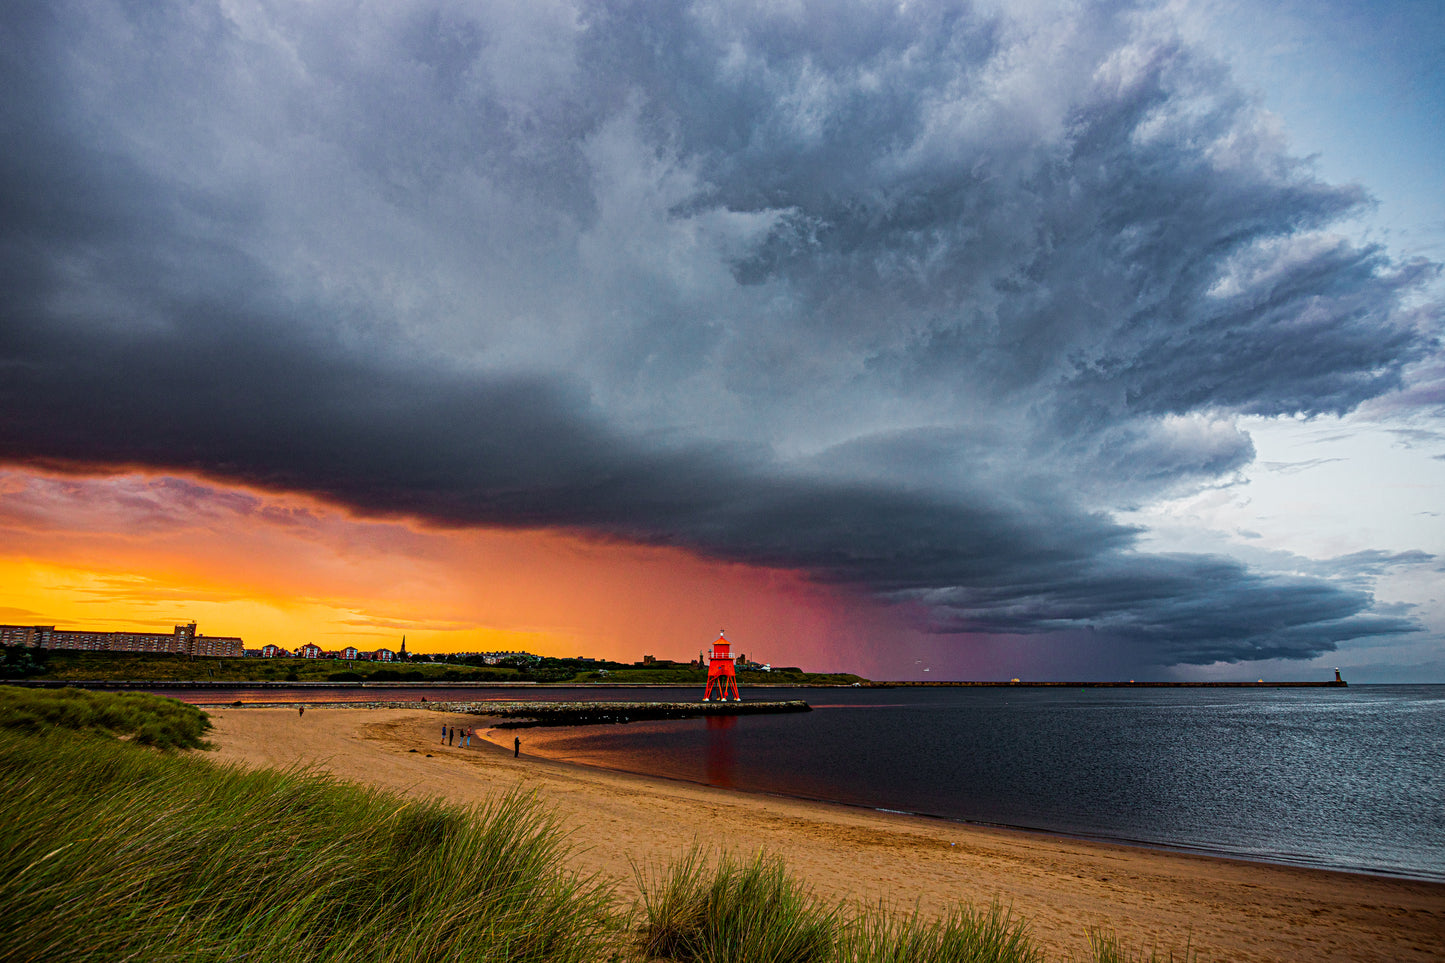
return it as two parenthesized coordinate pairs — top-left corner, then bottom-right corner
(0, 558), (573, 653)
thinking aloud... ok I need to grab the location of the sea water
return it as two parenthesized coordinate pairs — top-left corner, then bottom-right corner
(506, 684), (1445, 881)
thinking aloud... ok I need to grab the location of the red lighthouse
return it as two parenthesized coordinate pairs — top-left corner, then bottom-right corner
(703, 632), (741, 702)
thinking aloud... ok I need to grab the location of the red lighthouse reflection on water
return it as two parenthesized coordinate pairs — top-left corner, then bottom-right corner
(703, 632), (741, 702)
(705, 714), (737, 787)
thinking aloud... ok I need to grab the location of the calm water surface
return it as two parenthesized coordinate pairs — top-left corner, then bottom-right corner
(508, 685), (1442, 881)
(165, 683), (1444, 880)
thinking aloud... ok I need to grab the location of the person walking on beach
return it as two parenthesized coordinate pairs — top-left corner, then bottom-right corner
(298, 705), (304, 717)
(448, 726), (454, 745)
(514, 736), (520, 758)
(441, 724), (446, 744)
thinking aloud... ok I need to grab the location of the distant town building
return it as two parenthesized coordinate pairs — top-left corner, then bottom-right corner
(372, 648), (396, 662)
(296, 643), (324, 659)
(259, 644), (289, 658)
(450, 650), (535, 665)
(0, 622), (244, 658)
(339, 646), (360, 660)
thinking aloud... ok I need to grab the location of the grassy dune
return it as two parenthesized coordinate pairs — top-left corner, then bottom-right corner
(0, 687), (1188, 963)
(0, 683), (213, 749)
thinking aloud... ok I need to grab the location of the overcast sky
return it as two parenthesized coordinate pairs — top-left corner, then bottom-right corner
(2, 0), (1441, 679)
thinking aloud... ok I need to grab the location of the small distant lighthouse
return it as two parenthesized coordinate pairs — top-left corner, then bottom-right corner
(703, 631), (741, 702)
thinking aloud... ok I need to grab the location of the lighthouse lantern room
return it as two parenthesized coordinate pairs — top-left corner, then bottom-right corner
(703, 632), (741, 702)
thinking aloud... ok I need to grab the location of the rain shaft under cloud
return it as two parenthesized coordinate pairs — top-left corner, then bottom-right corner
(1, 0), (1438, 668)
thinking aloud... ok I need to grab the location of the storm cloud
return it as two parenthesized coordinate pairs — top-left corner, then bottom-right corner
(1, 0), (1436, 665)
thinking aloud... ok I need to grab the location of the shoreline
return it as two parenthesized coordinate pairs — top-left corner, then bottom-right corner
(206, 706), (1444, 962)
(196, 698), (1443, 883)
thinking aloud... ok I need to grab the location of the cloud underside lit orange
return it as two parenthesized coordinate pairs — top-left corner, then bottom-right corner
(0, 467), (904, 669)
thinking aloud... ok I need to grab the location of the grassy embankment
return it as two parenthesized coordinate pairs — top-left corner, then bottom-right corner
(6, 648), (866, 686)
(0, 687), (1184, 963)
(6, 649), (532, 683)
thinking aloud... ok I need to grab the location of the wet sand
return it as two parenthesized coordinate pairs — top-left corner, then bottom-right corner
(207, 706), (1444, 962)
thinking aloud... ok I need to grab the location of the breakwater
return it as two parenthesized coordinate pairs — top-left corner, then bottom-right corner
(445, 700), (812, 727)
(203, 698), (812, 727)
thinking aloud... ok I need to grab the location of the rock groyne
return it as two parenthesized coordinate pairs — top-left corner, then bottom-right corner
(203, 699), (811, 726)
(448, 699), (811, 727)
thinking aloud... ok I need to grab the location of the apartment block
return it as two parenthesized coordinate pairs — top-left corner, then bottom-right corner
(0, 622), (245, 658)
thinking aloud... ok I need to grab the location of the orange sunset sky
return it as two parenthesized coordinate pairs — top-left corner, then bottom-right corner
(0, 467), (905, 672)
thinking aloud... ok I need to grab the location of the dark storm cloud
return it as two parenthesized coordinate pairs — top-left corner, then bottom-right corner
(918, 553), (1415, 663)
(575, 7), (1432, 416)
(1, 0), (1437, 665)
(0, 302), (1410, 663)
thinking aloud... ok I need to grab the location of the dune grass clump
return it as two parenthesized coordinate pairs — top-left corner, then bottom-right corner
(0, 684), (211, 749)
(837, 903), (1041, 963)
(637, 848), (837, 963)
(1085, 930), (1195, 963)
(0, 728), (615, 962)
(634, 852), (1055, 963)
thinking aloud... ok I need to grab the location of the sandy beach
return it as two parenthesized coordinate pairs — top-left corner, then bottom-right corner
(207, 707), (1443, 962)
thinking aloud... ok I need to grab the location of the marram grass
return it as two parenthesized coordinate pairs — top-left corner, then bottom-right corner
(635, 847), (837, 963)
(0, 703), (615, 962)
(1085, 929), (1197, 963)
(0, 684), (212, 749)
(635, 851), (1044, 963)
(836, 902), (1042, 963)
(0, 686), (1196, 963)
